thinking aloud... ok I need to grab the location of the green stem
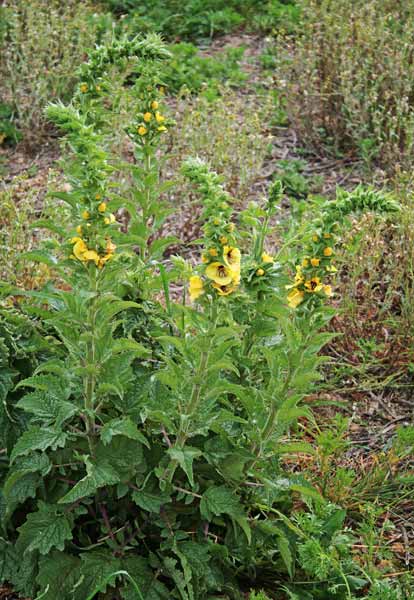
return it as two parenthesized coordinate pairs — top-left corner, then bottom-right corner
(84, 263), (99, 456)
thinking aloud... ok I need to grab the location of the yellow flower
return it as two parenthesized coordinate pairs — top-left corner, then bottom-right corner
(262, 252), (274, 264)
(205, 262), (233, 285)
(155, 112), (165, 123)
(209, 248), (218, 257)
(98, 253), (113, 268)
(312, 234), (319, 242)
(310, 258), (320, 267)
(138, 126), (147, 136)
(151, 100), (159, 110)
(72, 238), (88, 261)
(95, 85), (101, 92)
(80, 83), (88, 93)
(76, 225), (82, 235)
(189, 275), (204, 301)
(326, 264), (337, 273)
(106, 239), (116, 254)
(256, 268), (265, 276)
(302, 258), (309, 268)
(323, 247), (333, 257)
(323, 285), (333, 297)
(83, 250), (100, 265)
(212, 282), (236, 296)
(104, 213), (116, 225)
(287, 288), (305, 308)
(231, 270), (241, 286)
(201, 255), (209, 263)
(304, 277), (323, 293)
(98, 202), (107, 213)
(223, 246), (241, 269)
(213, 218), (221, 225)
(323, 233), (332, 239)
(95, 193), (102, 200)
(157, 126), (167, 132)
(219, 236), (228, 245)
(227, 223), (235, 232)
(143, 112), (152, 122)
(82, 210), (90, 220)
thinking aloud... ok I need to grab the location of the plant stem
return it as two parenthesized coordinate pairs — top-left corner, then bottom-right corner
(84, 263), (98, 456)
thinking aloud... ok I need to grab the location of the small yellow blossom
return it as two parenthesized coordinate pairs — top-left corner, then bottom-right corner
(302, 258), (309, 268)
(106, 239), (116, 254)
(323, 233), (332, 239)
(83, 250), (100, 265)
(98, 202), (107, 213)
(213, 218), (221, 225)
(205, 262), (233, 285)
(262, 252), (274, 264)
(95, 85), (101, 92)
(209, 248), (218, 257)
(80, 83), (88, 93)
(310, 258), (320, 267)
(223, 246), (241, 269)
(144, 112), (152, 122)
(212, 282), (236, 296)
(95, 193), (102, 200)
(151, 100), (159, 110)
(82, 210), (90, 220)
(231, 270), (241, 286)
(189, 275), (204, 301)
(312, 234), (319, 242)
(287, 288), (305, 308)
(219, 236), (228, 245)
(138, 126), (147, 136)
(323, 285), (333, 297)
(157, 126), (167, 132)
(323, 247), (333, 257)
(304, 277), (323, 293)
(104, 213), (116, 225)
(227, 223), (235, 232)
(155, 112), (165, 123)
(201, 255), (209, 263)
(256, 268), (265, 276)
(72, 238), (88, 261)
(326, 264), (337, 273)
(76, 225), (82, 235)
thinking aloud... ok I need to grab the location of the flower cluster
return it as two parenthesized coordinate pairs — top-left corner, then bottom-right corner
(70, 191), (117, 269)
(131, 88), (171, 145)
(287, 229), (335, 309)
(183, 159), (241, 302)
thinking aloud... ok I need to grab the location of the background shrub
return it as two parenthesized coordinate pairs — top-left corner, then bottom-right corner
(0, 0), (112, 142)
(278, 0), (414, 172)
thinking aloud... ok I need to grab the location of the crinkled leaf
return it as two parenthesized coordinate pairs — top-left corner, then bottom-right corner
(10, 426), (68, 464)
(58, 457), (120, 504)
(17, 502), (73, 555)
(101, 417), (149, 448)
(167, 446), (202, 487)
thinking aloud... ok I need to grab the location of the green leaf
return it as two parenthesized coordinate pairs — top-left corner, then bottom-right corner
(36, 551), (81, 600)
(10, 426), (68, 464)
(112, 338), (151, 358)
(74, 550), (122, 599)
(100, 417), (149, 448)
(132, 489), (171, 513)
(17, 392), (77, 426)
(200, 486), (251, 543)
(58, 457), (120, 504)
(0, 539), (17, 584)
(20, 250), (58, 267)
(17, 502), (73, 555)
(167, 446), (202, 487)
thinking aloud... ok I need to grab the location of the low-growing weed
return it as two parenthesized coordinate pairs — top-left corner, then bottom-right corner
(164, 43), (247, 95)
